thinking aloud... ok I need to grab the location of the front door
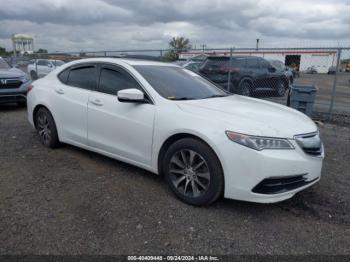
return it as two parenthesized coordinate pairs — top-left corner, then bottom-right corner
(87, 64), (155, 165)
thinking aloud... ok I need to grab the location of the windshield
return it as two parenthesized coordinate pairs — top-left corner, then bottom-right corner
(134, 65), (229, 100)
(0, 58), (11, 69)
(269, 60), (284, 70)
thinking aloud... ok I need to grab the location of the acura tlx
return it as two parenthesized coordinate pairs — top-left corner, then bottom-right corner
(27, 58), (324, 206)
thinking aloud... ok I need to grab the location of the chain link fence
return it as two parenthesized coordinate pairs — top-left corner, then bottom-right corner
(3, 47), (350, 124)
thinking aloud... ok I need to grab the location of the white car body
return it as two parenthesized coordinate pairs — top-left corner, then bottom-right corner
(27, 58), (324, 203)
(27, 59), (64, 78)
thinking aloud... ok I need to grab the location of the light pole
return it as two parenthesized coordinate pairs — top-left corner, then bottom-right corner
(256, 38), (260, 50)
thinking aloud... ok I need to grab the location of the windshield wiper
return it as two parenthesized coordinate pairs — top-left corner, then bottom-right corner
(203, 94), (229, 99)
(169, 97), (194, 100)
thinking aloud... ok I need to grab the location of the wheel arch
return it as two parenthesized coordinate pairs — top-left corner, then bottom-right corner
(238, 76), (254, 88)
(32, 104), (55, 129)
(157, 133), (224, 179)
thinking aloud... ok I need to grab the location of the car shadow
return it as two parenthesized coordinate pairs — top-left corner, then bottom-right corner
(36, 138), (340, 225)
(0, 103), (26, 111)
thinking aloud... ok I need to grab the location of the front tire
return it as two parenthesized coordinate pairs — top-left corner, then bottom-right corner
(163, 138), (224, 206)
(34, 107), (60, 148)
(276, 79), (288, 97)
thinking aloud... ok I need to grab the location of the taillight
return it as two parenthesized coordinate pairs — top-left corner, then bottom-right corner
(27, 84), (34, 93)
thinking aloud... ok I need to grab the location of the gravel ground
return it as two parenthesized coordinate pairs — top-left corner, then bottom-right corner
(0, 105), (349, 255)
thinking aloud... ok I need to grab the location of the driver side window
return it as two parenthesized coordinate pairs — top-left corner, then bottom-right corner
(98, 66), (141, 96)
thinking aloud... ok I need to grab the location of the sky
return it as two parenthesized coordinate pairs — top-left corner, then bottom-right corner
(0, 0), (350, 52)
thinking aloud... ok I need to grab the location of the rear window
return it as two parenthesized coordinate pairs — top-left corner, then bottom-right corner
(66, 66), (96, 90)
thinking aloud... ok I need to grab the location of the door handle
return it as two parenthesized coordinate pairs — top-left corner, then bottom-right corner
(89, 98), (103, 106)
(55, 88), (64, 94)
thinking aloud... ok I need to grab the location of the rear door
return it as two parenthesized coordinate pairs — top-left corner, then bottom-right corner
(52, 63), (97, 145)
(87, 64), (155, 165)
(256, 58), (272, 89)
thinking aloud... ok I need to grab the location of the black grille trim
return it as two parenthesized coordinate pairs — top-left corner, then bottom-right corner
(252, 175), (317, 194)
(0, 78), (23, 89)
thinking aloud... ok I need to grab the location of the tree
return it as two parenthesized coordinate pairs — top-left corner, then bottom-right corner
(0, 46), (11, 56)
(165, 36), (191, 61)
(37, 48), (48, 53)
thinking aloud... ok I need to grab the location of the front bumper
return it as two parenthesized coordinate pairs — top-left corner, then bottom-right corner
(0, 81), (31, 104)
(217, 139), (324, 203)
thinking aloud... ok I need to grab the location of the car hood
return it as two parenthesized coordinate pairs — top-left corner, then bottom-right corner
(177, 95), (317, 138)
(0, 68), (26, 78)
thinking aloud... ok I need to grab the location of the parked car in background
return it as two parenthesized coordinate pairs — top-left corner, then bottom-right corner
(27, 58), (324, 205)
(199, 56), (290, 97)
(327, 66), (337, 74)
(172, 59), (188, 66)
(0, 57), (31, 106)
(269, 60), (294, 84)
(27, 59), (65, 80)
(305, 66), (318, 74)
(182, 61), (203, 72)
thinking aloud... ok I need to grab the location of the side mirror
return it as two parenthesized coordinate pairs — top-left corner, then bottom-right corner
(48, 64), (53, 68)
(117, 88), (146, 103)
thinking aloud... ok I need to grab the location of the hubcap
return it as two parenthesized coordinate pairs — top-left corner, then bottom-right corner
(169, 149), (210, 198)
(37, 112), (51, 145)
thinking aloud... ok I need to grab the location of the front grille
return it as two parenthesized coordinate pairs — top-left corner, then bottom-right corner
(252, 174), (317, 194)
(0, 78), (23, 89)
(294, 132), (323, 156)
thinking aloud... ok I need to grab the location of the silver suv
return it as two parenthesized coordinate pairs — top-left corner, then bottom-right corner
(0, 57), (31, 106)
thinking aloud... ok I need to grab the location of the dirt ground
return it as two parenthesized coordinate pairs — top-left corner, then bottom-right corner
(0, 105), (349, 255)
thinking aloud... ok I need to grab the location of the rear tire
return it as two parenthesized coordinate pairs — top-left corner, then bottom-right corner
(238, 80), (251, 96)
(163, 138), (224, 206)
(34, 107), (60, 148)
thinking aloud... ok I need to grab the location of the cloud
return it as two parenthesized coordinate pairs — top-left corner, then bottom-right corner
(0, 0), (349, 52)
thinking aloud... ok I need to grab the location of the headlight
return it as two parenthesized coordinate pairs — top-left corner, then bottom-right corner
(225, 131), (294, 151)
(20, 75), (30, 83)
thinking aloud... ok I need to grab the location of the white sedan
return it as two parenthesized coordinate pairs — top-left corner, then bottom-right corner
(27, 58), (324, 205)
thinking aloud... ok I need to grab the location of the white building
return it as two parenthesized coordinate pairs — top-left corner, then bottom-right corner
(179, 48), (338, 74)
(12, 34), (34, 55)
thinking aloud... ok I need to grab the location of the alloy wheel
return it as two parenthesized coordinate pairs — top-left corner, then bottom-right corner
(36, 112), (52, 145)
(169, 149), (210, 198)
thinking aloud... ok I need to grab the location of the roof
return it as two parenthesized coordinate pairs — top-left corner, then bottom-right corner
(65, 57), (177, 67)
(12, 34), (33, 40)
(207, 55), (255, 59)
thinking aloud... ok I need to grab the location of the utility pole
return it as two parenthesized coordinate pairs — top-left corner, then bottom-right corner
(256, 38), (260, 50)
(200, 44), (206, 52)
